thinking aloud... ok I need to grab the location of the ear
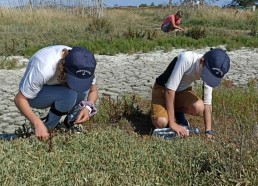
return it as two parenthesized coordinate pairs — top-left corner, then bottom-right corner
(61, 48), (69, 59)
(200, 57), (205, 66)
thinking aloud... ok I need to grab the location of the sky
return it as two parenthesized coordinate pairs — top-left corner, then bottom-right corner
(104, 0), (232, 7)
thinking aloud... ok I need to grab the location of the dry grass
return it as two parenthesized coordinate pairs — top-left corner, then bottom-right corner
(0, 6), (254, 31)
(0, 6), (257, 53)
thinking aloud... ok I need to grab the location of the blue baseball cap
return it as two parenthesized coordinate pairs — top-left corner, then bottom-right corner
(201, 48), (230, 87)
(65, 46), (96, 92)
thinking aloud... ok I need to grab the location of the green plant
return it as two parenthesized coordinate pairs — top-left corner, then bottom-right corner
(0, 85), (258, 185)
(185, 26), (207, 40)
(86, 17), (114, 35)
(122, 27), (146, 39)
(248, 13), (258, 37)
(93, 94), (143, 124)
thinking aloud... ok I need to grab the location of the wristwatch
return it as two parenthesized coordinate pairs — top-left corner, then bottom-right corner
(205, 130), (214, 135)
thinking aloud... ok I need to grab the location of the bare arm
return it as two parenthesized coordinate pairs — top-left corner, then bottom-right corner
(202, 83), (213, 139)
(204, 104), (213, 139)
(166, 89), (188, 137)
(75, 84), (98, 124)
(171, 16), (184, 31)
(86, 84), (98, 104)
(14, 91), (49, 141)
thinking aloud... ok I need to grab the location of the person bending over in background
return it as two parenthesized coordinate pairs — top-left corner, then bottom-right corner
(14, 45), (98, 141)
(151, 48), (230, 139)
(161, 11), (185, 33)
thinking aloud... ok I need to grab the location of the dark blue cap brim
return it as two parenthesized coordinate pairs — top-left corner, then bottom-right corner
(67, 73), (94, 92)
(201, 65), (221, 87)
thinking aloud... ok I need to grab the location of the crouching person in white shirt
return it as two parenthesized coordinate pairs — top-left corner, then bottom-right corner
(151, 48), (230, 139)
(14, 45), (98, 141)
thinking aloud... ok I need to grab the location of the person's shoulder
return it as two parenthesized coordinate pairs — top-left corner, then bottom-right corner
(37, 45), (72, 52)
(167, 14), (175, 18)
(33, 45), (71, 57)
(45, 45), (72, 50)
(178, 51), (202, 65)
(179, 51), (195, 58)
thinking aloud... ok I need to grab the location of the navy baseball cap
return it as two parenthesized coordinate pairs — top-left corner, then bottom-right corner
(65, 46), (96, 92)
(201, 48), (230, 87)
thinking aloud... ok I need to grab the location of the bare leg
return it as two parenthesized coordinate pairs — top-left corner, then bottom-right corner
(152, 117), (168, 128)
(177, 99), (204, 116)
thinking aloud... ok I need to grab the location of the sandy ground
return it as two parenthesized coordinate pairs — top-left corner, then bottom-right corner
(0, 46), (257, 134)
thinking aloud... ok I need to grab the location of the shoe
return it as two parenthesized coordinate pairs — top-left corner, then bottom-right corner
(51, 114), (84, 133)
(54, 121), (83, 134)
(54, 122), (67, 131)
(62, 116), (73, 128)
(71, 124), (83, 133)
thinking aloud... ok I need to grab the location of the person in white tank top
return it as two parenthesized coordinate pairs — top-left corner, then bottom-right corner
(14, 45), (98, 141)
(151, 48), (230, 139)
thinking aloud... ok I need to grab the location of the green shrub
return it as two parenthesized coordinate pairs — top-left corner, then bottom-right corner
(86, 17), (114, 35)
(185, 26), (207, 40)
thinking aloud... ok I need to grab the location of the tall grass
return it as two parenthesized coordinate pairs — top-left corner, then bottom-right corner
(0, 6), (257, 56)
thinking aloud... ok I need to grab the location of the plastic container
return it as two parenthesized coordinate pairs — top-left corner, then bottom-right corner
(153, 128), (177, 139)
(152, 127), (200, 140)
(187, 127), (200, 136)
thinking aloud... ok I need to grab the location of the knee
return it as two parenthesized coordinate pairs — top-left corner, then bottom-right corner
(192, 100), (204, 116)
(56, 89), (77, 111)
(152, 117), (168, 128)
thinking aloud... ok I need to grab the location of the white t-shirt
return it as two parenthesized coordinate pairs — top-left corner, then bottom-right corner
(165, 51), (213, 105)
(19, 45), (96, 99)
